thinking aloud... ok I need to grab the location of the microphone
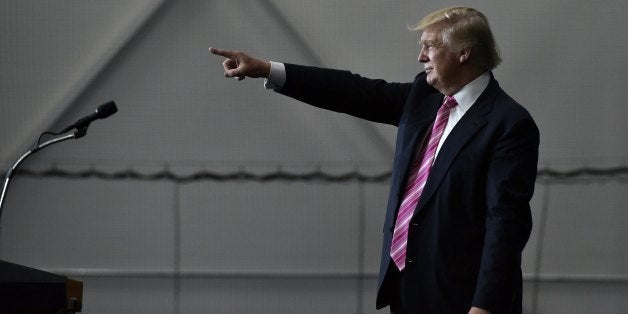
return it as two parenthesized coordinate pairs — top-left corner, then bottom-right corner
(61, 101), (118, 133)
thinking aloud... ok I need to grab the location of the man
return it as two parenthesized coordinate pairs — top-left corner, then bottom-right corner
(209, 7), (539, 314)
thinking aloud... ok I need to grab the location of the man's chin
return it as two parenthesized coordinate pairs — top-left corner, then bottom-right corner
(426, 75), (437, 87)
(425, 77), (446, 94)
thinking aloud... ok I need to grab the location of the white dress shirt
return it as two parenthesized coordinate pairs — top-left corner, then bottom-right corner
(435, 72), (490, 157)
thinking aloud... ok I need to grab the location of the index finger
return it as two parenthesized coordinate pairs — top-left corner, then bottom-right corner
(209, 47), (235, 58)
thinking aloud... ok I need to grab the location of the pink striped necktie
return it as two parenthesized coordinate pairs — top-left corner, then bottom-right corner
(390, 95), (458, 271)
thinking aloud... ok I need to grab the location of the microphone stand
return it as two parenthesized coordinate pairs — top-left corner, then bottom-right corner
(0, 127), (87, 235)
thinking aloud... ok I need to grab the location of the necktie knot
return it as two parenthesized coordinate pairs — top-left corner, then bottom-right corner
(443, 95), (458, 110)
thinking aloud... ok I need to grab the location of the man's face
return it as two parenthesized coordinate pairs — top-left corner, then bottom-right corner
(418, 27), (461, 94)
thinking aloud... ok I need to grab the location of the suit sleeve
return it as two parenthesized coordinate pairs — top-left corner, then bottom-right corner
(472, 116), (540, 311)
(276, 63), (413, 126)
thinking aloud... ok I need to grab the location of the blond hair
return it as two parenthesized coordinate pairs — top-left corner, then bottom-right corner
(410, 7), (502, 70)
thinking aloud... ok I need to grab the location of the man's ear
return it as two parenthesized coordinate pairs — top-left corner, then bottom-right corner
(459, 46), (472, 64)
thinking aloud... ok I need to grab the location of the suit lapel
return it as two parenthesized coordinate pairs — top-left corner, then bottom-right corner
(414, 81), (496, 213)
(394, 94), (441, 194)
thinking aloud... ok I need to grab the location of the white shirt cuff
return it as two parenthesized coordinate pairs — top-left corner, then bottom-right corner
(263, 61), (286, 91)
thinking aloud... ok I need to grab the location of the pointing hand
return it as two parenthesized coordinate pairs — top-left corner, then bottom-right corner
(209, 47), (271, 81)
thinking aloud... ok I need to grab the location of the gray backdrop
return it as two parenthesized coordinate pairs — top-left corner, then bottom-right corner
(1, 0), (627, 313)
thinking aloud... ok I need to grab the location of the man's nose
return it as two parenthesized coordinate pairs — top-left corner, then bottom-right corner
(418, 49), (427, 63)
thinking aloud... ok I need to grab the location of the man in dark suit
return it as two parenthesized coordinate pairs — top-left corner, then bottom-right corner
(209, 6), (539, 314)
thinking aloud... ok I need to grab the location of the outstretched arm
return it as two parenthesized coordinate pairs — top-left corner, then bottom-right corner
(208, 47), (271, 81)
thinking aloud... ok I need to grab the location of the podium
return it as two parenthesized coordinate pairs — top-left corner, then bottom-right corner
(0, 259), (82, 313)
(0, 102), (117, 313)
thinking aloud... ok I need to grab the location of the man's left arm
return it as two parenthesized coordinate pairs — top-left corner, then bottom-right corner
(472, 116), (540, 312)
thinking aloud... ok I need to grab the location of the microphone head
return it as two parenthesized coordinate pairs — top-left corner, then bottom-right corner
(96, 101), (118, 119)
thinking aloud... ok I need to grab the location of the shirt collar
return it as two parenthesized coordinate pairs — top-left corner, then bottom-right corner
(450, 72), (491, 113)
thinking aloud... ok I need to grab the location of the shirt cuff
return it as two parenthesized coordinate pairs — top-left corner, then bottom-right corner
(263, 61), (286, 91)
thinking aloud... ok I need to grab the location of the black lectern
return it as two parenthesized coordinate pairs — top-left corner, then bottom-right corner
(0, 101), (117, 313)
(0, 259), (83, 313)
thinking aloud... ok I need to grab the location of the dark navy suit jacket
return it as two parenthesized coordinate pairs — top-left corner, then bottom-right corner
(277, 64), (539, 314)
